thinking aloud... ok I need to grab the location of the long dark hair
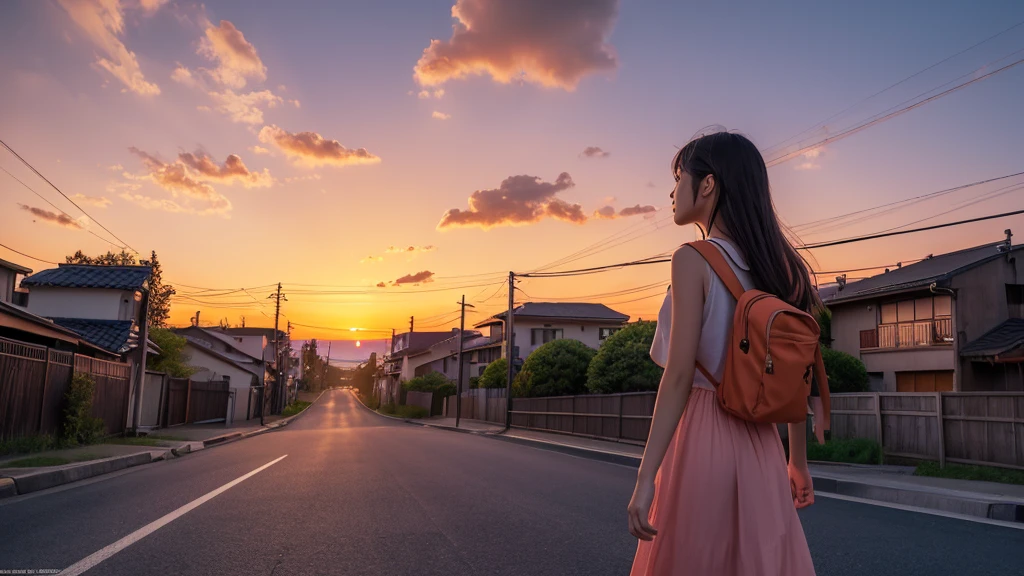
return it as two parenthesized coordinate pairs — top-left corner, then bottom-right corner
(673, 131), (819, 312)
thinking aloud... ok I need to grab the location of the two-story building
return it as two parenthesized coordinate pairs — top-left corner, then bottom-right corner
(825, 232), (1023, 392)
(474, 302), (630, 365)
(378, 330), (457, 404)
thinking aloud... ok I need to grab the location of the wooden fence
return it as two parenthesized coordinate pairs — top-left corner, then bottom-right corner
(830, 392), (1024, 470)
(162, 378), (230, 426)
(445, 388), (508, 424)
(510, 391), (656, 444)
(0, 336), (130, 439)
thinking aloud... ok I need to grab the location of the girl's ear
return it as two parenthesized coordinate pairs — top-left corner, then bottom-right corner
(701, 174), (716, 197)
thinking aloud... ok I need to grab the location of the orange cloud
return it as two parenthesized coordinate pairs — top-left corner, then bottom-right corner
(795, 146), (825, 170)
(393, 271), (435, 285)
(128, 147), (233, 215)
(582, 146), (610, 158)
(619, 204), (657, 217)
(119, 192), (189, 213)
(250, 145), (271, 155)
(198, 20), (267, 89)
(438, 172), (585, 229)
(376, 282), (387, 288)
(70, 193), (112, 208)
(386, 245), (437, 254)
(414, 0), (618, 90)
(18, 204), (84, 229)
(258, 125), (381, 168)
(594, 206), (616, 219)
(138, 0), (169, 12)
(432, 111), (451, 120)
(171, 65), (196, 87)
(58, 0), (160, 95)
(207, 89), (282, 124)
(177, 151), (272, 187)
(361, 256), (385, 264)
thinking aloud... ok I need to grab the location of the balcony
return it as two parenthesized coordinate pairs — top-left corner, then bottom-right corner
(860, 317), (952, 350)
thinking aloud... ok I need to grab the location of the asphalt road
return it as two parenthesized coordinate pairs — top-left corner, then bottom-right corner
(1, 389), (1021, 575)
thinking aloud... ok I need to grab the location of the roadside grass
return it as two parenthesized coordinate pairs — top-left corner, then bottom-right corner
(807, 437), (882, 465)
(282, 400), (312, 418)
(0, 435), (60, 457)
(394, 405), (429, 419)
(915, 461), (1024, 486)
(3, 453), (101, 468)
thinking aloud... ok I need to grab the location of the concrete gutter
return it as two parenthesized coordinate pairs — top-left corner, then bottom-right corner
(0, 450), (166, 498)
(0, 391), (327, 500)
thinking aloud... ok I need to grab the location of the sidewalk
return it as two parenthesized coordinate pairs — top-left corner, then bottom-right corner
(416, 418), (1024, 524)
(0, 391), (324, 500)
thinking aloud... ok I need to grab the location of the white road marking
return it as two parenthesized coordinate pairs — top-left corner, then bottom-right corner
(59, 455), (288, 575)
(815, 490), (1024, 531)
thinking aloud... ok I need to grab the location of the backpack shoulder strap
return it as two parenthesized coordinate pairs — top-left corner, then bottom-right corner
(812, 346), (832, 436)
(689, 240), (745, 300)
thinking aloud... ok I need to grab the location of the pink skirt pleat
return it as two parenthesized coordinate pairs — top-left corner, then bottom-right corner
(630, 387), (815, 576)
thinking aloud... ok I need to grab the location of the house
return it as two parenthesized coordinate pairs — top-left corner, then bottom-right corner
(378, 330), (457, 404)
(206, 326), (290, 411)
(179, 337), (262, 422)
(0, 257), (32, 306)
(173, 326), (270, 420)
(20, 264), (153, 357)
(408, 329), (482, 387)
(474, 302), (631, 365)
(824, 231), (1024, 392)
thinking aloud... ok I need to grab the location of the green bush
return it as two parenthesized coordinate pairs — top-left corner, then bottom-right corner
(62, 372), (106, 446)
(147, 328), (197, 378)
(281, 400), (311, 418)
(395, 405), (429, 419)
(821, 348), (869, 393)
(403, 371), (452, 392)
(514, 339), (597, 398)
(479, 358), (508, 389)
(807, 437), (881, 465)
(814, 307), (832, 348)
(0, 435), (59, 456)
(469, 376), (481, 389)
(379, 403), (397, 415)
(587, 321), (663, 394)
(434, 382), (457, 398)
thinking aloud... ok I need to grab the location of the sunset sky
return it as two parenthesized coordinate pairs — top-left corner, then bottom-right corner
(3, 0), (1024, 363)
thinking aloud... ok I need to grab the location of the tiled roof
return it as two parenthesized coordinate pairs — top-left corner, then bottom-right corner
(825, 242), (1019, 304)
(21, 264), (152, 290)
(479, 302), (629, 326)
(960, 319), (1024, 359)
(50, 318), (135, 353)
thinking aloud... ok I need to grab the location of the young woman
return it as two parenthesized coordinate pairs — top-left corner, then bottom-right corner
(628, 131), (819, 575)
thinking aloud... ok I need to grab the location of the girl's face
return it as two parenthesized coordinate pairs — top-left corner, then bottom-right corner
(670, 166), (715, 227)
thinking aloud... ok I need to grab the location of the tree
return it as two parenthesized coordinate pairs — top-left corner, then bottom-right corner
(65, 249), (175, 328)
(147, 328), (197, 377)
(513, 339), (596, 398)
(821, 347), (869, 393)
(479, 358), (508, 389)
(301, 339), (323, 391)
(815, 307), (833, 348)
(403, 371), (452, 392)
(587, 321), (663, 394)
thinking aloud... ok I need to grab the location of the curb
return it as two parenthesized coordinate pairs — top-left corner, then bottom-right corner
(1, 451), (160, 498)
(412, 418), (1024, 524)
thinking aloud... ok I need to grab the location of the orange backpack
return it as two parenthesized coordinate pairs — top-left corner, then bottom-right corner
(690, 241), (831, 428)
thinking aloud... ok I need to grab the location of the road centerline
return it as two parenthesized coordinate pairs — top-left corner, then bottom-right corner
(58, 454), (288, 576)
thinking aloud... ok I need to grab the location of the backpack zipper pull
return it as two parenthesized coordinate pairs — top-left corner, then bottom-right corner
(765, 351), (774, 374)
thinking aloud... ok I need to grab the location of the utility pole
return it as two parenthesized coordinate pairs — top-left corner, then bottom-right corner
(505, 271), (515, 430)
(410, 316), (414, 333)
(455, 295), (475, 428)
(322, 341), (332, 390)
(267, 283), (287, 416)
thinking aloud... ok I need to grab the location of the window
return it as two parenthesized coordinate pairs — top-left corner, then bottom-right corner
(881, 303), (897, 324)
(1008, 285), (1024, 319)
(896, 370), (954, 392)
(531, 328), (562, 345)
(877, 295), (953, 348)
(599, 327), (620, 341)
(443, 357), (448, 372)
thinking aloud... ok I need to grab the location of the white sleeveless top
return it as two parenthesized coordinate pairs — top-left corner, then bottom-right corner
(650, 238), (755, 391)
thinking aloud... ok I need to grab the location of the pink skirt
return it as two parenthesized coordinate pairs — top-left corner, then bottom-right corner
(630, 387), (815, 576)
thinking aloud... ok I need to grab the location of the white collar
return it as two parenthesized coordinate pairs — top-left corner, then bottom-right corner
(707, 237), (750, 271)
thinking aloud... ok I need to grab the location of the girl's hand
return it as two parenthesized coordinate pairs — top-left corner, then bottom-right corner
(627, 478), (658, 541)
(788, 462), (815, 509)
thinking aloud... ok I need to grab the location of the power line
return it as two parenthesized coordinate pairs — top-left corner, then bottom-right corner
(765, 19), (1024, 155)
(2, 164), (123, 250)
(0, 138), (138, 253)
(0, 241), (60, 265)
(765, 53), (1024, 167)
(799, 208), (1024, 250)
(289, 321), (393, 334)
